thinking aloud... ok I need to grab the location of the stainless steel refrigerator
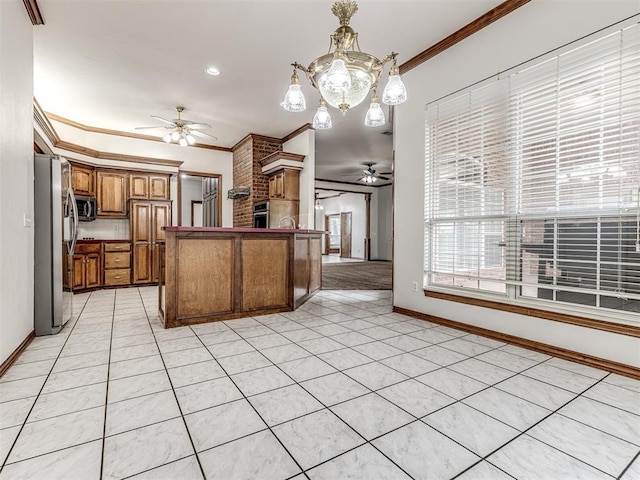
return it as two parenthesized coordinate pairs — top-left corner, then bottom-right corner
(34, 154), (79, 336)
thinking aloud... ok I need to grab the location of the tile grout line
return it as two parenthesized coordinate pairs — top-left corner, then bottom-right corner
(98, 290), (117, 480)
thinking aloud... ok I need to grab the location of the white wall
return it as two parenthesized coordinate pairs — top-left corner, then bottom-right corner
(0, 1), (34, 364)
(393, 2), (640, 366)
(283, 130), (315, 229)
(377, 184), (393, 261)
(320, 193), (367, 259)
(181, 176), (202, 226)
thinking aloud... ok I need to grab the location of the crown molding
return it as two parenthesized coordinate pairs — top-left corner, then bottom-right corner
(22, 0), (44, 25)
(315, 178), (391, 188)
(46, 112), (232, 152)
(282, 123), (313, 144)
(33, 99), (59, 146)
(399, 0), (530, 75)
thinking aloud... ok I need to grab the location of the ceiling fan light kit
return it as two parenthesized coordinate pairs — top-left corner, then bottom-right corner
(281, 0), (407, 130)
(136, 106), (217, 147)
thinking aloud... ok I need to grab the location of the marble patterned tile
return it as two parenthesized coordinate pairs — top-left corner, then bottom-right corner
(110, 333), (155, 349)
(0, 439), (102, 480)
(162, 347), (213, 368)
(331, 393), (414, 440)
(272, 409), (364, 470)
(109, 343), (160, 363)
(463, 387), (551, 431)
(432, 325), (468, 338)
(0, 425), (20, 465)
(7, 406), (104, 463)
(438, 338), (494, 357)
(42, 364), (108, 394)
(279, 328), (323, 343)
(217, 351), (272, 375)
(380, 353), (440, 377)
(167, 359), (226, 388)
(449, 358), (514, 385)
(462, 334), (507, 349)
(558, 396), (640, 446)
(621, 456), (640, 480)
(0, 359), (55, 384)
(269, 321), (309, 333)
(233, 325), (275, 339)
(260, 344), (311, 364)
(245, 333), (292, 350)
(108, 370), (171, 404)
(0, 397), (36, 430)
(205, 339), (255, 358)
(225, 318), (263, 330)
(318, 348), (373, 370)
(190, 321), (232, 336)
(128, 455), (203, 480)
(528, 413), (638, 477)
(603, 373), (640, 394)
(408, 328), (457, 345)
(106, 390), (181, 436)
(50, 350), (110, 373)
(523, 363), (600, 394)
(28, 382), (106, 422)
(152, 326), (197, 343)
(27, 336), (67, 352)
(307, 443), (411, 480)
(14, 347), (62, 365)
(297, 337), (345, 355)
(185, 399), (267, 452)
(381, 335), (430, 352)
(456, 461), (513, 480)
(301, 372), (371, 406)
(231, 365), (294, 397)
(411, 345), (468, 366)
(377, 379), (455, 418)
(197, 330), (242, 346)
(352, 341), (405, 361)
(156, 336), (205, 355)
(385, 321), (425, 335)
(330, 331), (375, 348)
(424, 402), (519, 456)
(488, 434), (610, 480)
(415, 368), (488, 400)
(199, 429), (300, 480)
(108, 355), (165, 381)
(583, 381), (640, 414)
(545, 357), (609, 380)
(372, 420), (480, 480)
(249, 384), (324, 426)
(312, 324), (352, 336)
(475, 349), (540, 373)
(344, 362), (408, 391)
(498, 344), (551, 362)
(359, 326), (401, 341)
(278, 356), (338, 382)
(102, 418), (194, 480)
(495, 374), (576, 410)
(175, 376), (243, 414)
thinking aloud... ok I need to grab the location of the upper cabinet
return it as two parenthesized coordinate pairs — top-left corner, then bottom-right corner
(96, 170), (128, 217)
(268, 168), (300, 201)
(70, 163), (95, 196)
(129, 173), (170, 200)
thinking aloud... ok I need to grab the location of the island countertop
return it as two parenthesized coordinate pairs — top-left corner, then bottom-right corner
(163, 226), (326, 234)
(159, 227), (323, 328)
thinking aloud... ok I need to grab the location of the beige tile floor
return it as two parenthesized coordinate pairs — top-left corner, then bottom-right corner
(0, 287), (638, 479)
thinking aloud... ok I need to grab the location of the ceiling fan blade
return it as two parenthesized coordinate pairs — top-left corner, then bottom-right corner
(377, 175), (391, 180)
(135, 125), (173, 130)
(378, 171), (393, 175)
(183, 122), (212, 129)
(150, 115), (176, 126)
(190, 130), (218, 141)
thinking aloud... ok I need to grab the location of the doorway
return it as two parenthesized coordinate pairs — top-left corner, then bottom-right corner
(178, 172), (221, 227)
(324, 212), (352, 258)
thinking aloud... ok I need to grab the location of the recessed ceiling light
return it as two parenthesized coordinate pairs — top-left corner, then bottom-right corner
(205, 66), (220, 76)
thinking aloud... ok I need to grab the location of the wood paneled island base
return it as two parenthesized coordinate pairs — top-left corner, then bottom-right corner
(159, 227), (323, 328)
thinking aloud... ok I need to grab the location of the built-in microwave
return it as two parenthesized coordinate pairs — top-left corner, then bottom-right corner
(75, 195), (96, 221)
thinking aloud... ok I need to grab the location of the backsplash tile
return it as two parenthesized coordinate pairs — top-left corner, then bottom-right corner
(78, 219), (130, 240)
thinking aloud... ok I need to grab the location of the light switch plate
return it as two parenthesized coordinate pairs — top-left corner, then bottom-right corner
(23, 213), (32, 228)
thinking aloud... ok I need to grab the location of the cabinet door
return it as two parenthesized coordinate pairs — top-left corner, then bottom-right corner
(71, 164), (95, 196)
(269, 172), (284, 199)
(283, 169), (300, 200)
(151, 202), (171, 281)
(72, 255), (85, 289)
(128, 174), (149, 199)
(149, 175), (170, 200)
(85, 253), (101, 288)
(133, 243), (152, 283)
(131, 201), (152, 284)
(97, 171), (128, 217)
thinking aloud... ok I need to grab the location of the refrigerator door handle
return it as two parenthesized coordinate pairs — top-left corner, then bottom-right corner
(67, 188), (79, 255)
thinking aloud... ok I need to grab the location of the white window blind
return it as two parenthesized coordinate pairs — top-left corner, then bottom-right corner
(425, 21), (640, 322)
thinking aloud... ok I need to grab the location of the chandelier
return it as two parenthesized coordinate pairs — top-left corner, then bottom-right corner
(281, 0), (407, 129)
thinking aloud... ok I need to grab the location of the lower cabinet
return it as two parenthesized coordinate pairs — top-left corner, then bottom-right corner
(130, 200), (171, 284)
(72, 243), (101, 290)
(103, 242), (131, 287)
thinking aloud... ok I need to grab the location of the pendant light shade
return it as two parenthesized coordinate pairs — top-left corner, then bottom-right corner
(364, 92), (385, 127)
(282, 70), (307, 112)
(382, 62), (407, 105)
(312, 99), (333, 129)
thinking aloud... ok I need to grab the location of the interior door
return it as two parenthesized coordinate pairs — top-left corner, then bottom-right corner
(340, 211), (352, 258)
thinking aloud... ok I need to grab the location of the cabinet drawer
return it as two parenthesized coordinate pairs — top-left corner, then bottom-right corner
(104, 252), (130, 269)
(104, 269), (131, 286)
(104, 242), (131, 252)
(75, 243), (101, 254)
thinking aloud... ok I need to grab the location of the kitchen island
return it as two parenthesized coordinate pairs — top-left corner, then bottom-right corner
(159, 227), (323, 328)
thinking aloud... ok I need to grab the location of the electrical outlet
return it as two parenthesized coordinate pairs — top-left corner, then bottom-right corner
(412, 281), (418, 292)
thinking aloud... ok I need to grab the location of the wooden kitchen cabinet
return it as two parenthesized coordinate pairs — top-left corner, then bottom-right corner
(268, 168), (300, 200)
(70, 163), (95, 196)
(72, 243), (101, 290)
(129, 173), (170, 200)
(130, 200), (171, 284)
(96, 170), (128, 217)
(103, 242), (131, 286)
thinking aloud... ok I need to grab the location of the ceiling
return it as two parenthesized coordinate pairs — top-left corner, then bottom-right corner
(33, 0), (501, 185)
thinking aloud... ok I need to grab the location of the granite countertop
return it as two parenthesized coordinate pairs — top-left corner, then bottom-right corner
(163, 226), (326, 234)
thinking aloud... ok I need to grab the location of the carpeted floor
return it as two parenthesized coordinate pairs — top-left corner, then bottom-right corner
(322, 261), (392, 290)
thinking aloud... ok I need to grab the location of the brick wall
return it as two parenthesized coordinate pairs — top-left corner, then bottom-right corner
(232, 135), (282, 227)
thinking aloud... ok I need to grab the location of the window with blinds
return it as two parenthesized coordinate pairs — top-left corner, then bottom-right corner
(425, 20), (640, 322)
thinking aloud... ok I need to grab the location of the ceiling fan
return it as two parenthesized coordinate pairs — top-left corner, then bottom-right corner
(359, 162), (392, 184)
(135, 106), (217, 146)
